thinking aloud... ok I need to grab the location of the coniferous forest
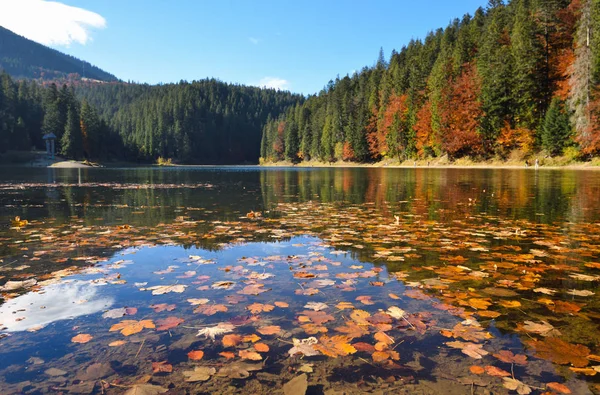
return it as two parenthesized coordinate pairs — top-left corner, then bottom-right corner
(261, 0), (600, 163)
(1, 0), (600, 165)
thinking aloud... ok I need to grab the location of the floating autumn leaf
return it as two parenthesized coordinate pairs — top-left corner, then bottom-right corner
(274, 301), (289, 308)
(498, 300), (521, 308)
(225, 294), (247, 304)
(304, 302), (328, 311)
(257, 325), (281, 335)
(150, 303), (176, 313)
(109, 320), (155, 336)
(123, 384), (168, 395)
(109, 340), (127, 347)
(334, 321), (369, 338)
(350, 309), (371, 325)
(389, 293), (401, 300)
(492, 350), (527, 365)
(353, 342), (376, 352)
(446, 341), (489, 359)
(467, 298), (491, 310)
(335, 302), (354, 310)
(152, 361), (173, 373)
(301, 323), (329, 335)
(550, 300), (583, 314)
(372, 350), (400, 362)
(566, 289), (595, 297)
(314, 335), (357, 357)
(470, 365), (485, 374)
(219, 351), (236, 359)
(155, 316), (184, 331)
(288, 337), (320, 357)
(484, 365), (511, 377)
(194, 304), (228, 315)
(355, 295), (374, 305)
(247, 303), (275, 314)
(238, 284), (269, 295)
(299, 311), (335, 325)
(216, 361), (262, 379)
(519, 321), (561, 337)
(443, 323), (493, 342)
(254, 343), (269, 352)
(527, 337), (590, 367)
(187, 350), (204, 360)
(212, 281), (236, 289)
(546, 382), (572, 394)
(387, 306), (406, 320)
(502, 377), (532, 395)
(187, 298), (210, 306)
(196, 323), (235, 339)
(183, 366), (216, 382)
(243, 334), (261, 343)
(71, 334), (93, 343)
(239, 349), (262, 360)
(145, 284), (187, 295)
(222, 334), (243, 347)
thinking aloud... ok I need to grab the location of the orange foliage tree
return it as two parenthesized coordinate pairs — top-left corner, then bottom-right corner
(497, 122), (535, 155)
(414, 99), (435, 157)
(272, 121), (285, 160)
(578, 92), (600, 155)
(365, 107), (382, 159)
(438, 63), (483, 158)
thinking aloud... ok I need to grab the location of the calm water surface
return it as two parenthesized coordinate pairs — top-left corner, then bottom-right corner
(0, 166), (599, 394)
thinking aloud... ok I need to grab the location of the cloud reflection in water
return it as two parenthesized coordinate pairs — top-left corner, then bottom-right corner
(0, 281), (113, 332)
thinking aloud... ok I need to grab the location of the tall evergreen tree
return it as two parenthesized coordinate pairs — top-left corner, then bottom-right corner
(542, 98), (571, 155)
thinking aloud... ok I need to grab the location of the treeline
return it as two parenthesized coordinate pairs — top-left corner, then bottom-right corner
(76, 81), (302, 163)
(0, 72), (122, 159)
(261, 0), (600, 163)
(0, 72), (302, 163)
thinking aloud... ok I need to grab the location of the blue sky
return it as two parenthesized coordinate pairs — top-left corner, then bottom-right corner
(1, 0), (489, 94)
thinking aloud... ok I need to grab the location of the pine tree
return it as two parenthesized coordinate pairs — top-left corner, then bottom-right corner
(61, 105), (83, 159)
(542, 98), (571, 155)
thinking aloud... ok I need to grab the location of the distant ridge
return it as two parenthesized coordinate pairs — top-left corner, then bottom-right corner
(0, 25), (118, 82)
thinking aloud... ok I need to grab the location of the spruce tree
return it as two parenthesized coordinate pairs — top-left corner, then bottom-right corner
(542, 98), (571, 155)
(61, 105), (83, 159)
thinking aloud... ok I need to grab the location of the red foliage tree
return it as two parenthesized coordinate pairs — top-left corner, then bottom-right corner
(438, 63), (483, 158)
(272, 121), (285, 160)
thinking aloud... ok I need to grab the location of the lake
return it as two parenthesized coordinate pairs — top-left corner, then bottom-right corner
(0, 166), (599, 394)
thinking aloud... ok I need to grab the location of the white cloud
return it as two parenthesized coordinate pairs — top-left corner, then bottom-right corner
(0, 0), (106, 46)
(248, 37), (259, 45)
(255, 77), (290, 91)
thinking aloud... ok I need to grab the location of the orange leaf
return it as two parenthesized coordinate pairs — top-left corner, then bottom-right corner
(152, 361), (173, 373)
(109, 320), (155, 336)
(470, 366), (485, 375)
(247, 303), (275, 314)
(314, 335), (357, 358)
(222, 334), (243, 347)
(108, 340), (126, 347)
(254, 343), (270, 352)
(187, 350), (204, 360)
(388, 293), (401, 300)
(239, 349), (262, 360)
(194, 304), (228, 316)
(274, 301), (289, 308)
(219, 351), (236, 360)
(257, 325), (281, 335)
(243, 334), (261, 343)
(71, 334), (93, 344)
(484, 365), (511, 377)
(527, 337), (590, 367)
(546, 382), (571, 394)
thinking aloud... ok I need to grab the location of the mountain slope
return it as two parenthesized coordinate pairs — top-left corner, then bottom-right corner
(0, 25), (117, 82)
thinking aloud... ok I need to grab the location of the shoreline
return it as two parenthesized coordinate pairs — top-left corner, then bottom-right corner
(260, 158), (600, 170)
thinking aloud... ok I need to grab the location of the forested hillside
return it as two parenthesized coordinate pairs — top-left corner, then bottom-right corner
(261, 0), (600, 163)
(0, 72), (302, 163)
(0, 26), (117, 82)
(76, 81), (302, 163)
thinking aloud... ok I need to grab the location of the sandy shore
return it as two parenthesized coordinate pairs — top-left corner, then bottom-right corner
(260, 159), (600, 170)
